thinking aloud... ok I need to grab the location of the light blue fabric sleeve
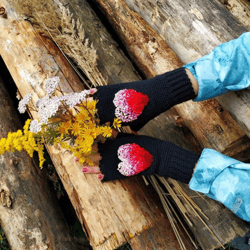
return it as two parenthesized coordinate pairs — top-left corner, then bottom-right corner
(189, 148), (250, 222)
(184, 32), (250, 101)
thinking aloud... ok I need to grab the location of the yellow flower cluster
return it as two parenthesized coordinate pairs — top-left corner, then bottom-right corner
(0, 119), (45, 168)
(0, 98), (122, 169)
(54, 100), (117, 165)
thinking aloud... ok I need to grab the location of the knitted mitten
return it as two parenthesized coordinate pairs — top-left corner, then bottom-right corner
(184, 32), (250, 101)
(95, 67), (196, 131)
(98, 134), (200, 183)
(189, 148), (250, 222)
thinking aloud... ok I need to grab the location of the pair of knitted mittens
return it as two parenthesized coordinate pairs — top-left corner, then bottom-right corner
(88, 32), (250, 223)
(92, 32), (250, 183)
(93, 67), (198, 182)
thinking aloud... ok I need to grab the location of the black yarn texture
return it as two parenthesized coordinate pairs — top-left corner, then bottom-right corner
(95, 67), (196, 131)
(98, 134), (200, 183)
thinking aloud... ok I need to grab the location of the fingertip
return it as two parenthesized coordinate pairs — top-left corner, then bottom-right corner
(89, 88), (97, 95)
(98, 174), (104, 180)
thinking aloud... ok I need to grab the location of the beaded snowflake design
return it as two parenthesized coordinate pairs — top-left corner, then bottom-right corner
(113, 89), (149, 122)
(117, 143), (153, 176)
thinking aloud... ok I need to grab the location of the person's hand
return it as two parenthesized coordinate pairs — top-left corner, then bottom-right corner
(94, 67), (196, 132)
(81, 127), (120, 180)
(81, 134), (199, 183)
(82, 144), (104, 180)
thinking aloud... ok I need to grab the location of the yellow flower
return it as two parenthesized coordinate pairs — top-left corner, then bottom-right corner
(77, 109), (88, 121)
(85, 157), (94, 165)
(86, 99), (97, 111)
(71, 122), (81, 136)
(112, 118), (122, 129)
(78, 157), (87, 164)
(23, 119), (31, 137)
(82, 127), (99, 139)
(94, 127), (102, 136)
(58, 125), (66, 134)
(78, 144), (92, 154)
(101, 126), (112, 138)
(60, 141), (70, 150)
(58, 120), (71, 135)
(37, 143), (45, 169)
(53, 138), (61, 145)
(88, 122), (95, 130)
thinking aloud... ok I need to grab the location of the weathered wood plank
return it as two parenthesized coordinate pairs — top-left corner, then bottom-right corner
(0, 1), (185, 249)
(124, 0), (250, 138)
(90, 0), (250, 158)
(0, 74), (77, 249)
(88, 0), (250, 249)
(53, 0), (205, 249)
(176, 181), (248, 250)
(215, 0), (250, 30)
(52, 0), (140, 85)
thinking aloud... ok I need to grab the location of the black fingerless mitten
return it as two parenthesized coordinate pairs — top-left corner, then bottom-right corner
(95, 67), (196, 131)
(98, 134), (200, 183)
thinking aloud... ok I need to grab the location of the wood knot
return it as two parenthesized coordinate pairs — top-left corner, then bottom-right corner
(220, 0), (228, 4)
(0, 190), (12, 208)
(11, 157), (20, 166)
(174, 115), (184, 127)
(0, 7), (6, 18)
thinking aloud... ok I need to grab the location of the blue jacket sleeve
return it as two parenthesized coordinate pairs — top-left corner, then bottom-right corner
(189, 148), (250, 222)
(184, 32), (250, 101)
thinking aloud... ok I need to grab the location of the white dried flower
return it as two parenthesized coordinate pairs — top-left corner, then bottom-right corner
(61, 90), (90, 108)
(44, 77), (60, 96)
(18, 93), (33, 114)
(37, 96), (61, 124)
(29, 119), (42, 133)
(16, 91), (21, 100)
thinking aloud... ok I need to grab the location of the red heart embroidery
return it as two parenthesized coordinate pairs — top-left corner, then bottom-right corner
(117, 143), (153, 176)
(113, 89), (149, 122)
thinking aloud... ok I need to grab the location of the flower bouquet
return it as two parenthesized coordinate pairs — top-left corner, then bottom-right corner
(0, 77), (121, 168)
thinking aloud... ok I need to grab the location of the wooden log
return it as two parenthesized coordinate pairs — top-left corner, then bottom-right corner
(123, 0), (250, 139)
(0, 1), (188, 249)
(214, 0), (250, 30)
(176, 181), (248, 250)
(90, 0), (250, 158)
(88, 0), (250, 249)
(55, 1), (201, 249)
(0, 75), (77, 249)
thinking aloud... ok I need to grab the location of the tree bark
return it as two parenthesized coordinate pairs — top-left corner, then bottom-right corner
(122, 0), (250, 139)
(90, 0), (250, 159)
(0, 1), (189, 249)
(0, 74), (77, 249)
(88, 0), (250, 249)
(214, 0), (250, 30)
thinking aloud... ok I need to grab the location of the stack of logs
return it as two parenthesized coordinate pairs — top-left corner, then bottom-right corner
(0, 0), (249, 249)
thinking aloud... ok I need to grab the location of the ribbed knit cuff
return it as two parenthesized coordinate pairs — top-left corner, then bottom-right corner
(164, 144), (200, 183)
(168, 67), (197, 105)
(95, 67), (196, 131)
(98, 134), (200, 183)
